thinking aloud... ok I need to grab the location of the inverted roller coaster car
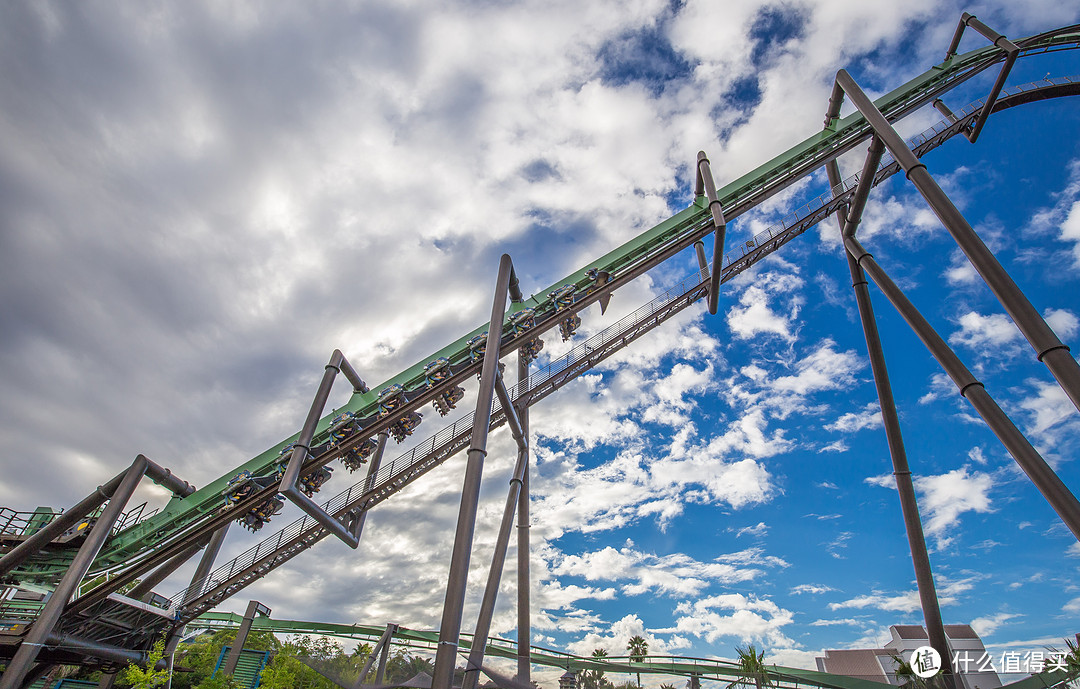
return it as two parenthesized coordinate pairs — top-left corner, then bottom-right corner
(377, 384), (405, 416)
(389, 410), (422, 442)
(468, 332), (488, 361)
(520, 337), (544, 363)
(299, 466), (333, 496)
(340, 437), (379, 472)
(239, 495), (285, 532)
(423, 357), (451, 386)
(433, 385), (465, 416)
(328, 411), (361, 447)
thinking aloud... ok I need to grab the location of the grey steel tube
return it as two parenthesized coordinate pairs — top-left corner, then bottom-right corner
(0, 456), (148, 689)
(696, 152), (727, 315)
(351, 623), (396, 689)
(141, 456), (196, 498)
(280, 350), (345, 491)
(375, 625), (396, 685)
(516, 354), (531, 685)
(494, 371), (527, 451)
(337, 357), (370, 395)
(223, 600), (267, 675)
(826, 158), (952, 686)
(834, 68), (1080, 416)
(44, 632), (150, 667)
(129, 539), (206, 601)
(280, 349), (363, 548)
(432, 254), (515, 689)
(183, 522), (231, 604)
(461, 440), (530, 689)
(932, 99), (958, 123)
(941, 13), (1018, 142)
(964, 15), (1019, 142)
(842, 138), (886, 237)
(844, 235), (1080, 541)
(0, 472), (125, 578)
(350, 432), (389, 541)
(944, 13), (969, 59)
(693, 241), (708, 277)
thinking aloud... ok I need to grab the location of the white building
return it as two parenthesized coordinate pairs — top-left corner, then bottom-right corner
(816, 625), (1002, 689)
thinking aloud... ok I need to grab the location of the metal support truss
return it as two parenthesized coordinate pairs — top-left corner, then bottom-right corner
(350, 622), (398, 689)
(0, 455), (192, 689)
(516, 353), (531, 685)
(461, 396), (529, 689)
(944, 13), (1020, 142)
(347, 432), (389, 546)
(433, 253), (522, 689)
(826, 145), (952, 687)
(0, 455), (194, 580)
(826, 68), (1080, 416)
(695, 152), (727, 315)
(842, 234), (1080, 541)
(279, 349), (371, 548)
(222, 600), (270, 676)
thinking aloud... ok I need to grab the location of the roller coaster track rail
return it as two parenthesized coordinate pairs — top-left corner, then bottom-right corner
(0, 18), (1078, 678)
(187, 613), (1078, 689)
(58, 73), (1080, 640)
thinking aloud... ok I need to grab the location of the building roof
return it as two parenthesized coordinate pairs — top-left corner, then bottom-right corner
(817, 650), (890, 681)
(944, 624), (979, 639)
(893, 626), (929, 640)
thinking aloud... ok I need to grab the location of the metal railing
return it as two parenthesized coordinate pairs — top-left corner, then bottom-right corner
(168, 269), (712, 611)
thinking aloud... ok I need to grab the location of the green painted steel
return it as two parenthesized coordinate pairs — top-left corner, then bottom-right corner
(191, 614), (1078, 689)
(5, 25), (1079, 591)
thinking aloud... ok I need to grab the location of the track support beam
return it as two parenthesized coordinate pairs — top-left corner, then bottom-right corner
(827, 67), (1080, 417)
(695, 152), (727, 315)
(843, 235), (1080, 541)
(0, 456), (156, 689)
(279, 349), (370, 548)
(825, 149), (952, 688)
(433, 254), (517, 689)
(944, 13), (1020, 142)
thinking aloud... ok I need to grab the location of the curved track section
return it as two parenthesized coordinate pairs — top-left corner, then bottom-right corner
(188, 613), (1077, 689)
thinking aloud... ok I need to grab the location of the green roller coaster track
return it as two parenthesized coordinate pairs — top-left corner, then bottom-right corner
(1, 16), (1079, 683)
(63, 23), (1080, 575)
(189, 613), (1076, 689)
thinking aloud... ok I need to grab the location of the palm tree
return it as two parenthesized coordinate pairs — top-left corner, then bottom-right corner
(581, 648), (612, 689)
(889, 653), (932, 689)
(728, 645), (771, 689)
(627, 636), (648, 689)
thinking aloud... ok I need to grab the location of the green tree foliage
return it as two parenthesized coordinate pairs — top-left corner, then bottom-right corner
(579, 648), (614, 689)
(729, 646), (771, 689)
(119, 636), (170, 689)
(164, 628), (278, 689)
(627, 636), (648, 689)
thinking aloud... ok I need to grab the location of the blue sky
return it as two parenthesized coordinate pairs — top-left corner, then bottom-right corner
(1, 1), (1078, 684)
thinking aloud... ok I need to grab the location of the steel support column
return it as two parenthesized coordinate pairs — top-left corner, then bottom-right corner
(844, 235), (1080, 540)
(164, 523), (231, 689)
(829, 68), (1080, 416)
(461, 425), (530, 689)
(0, 456), (149, 689)
(279, 349), (368, 548)
(944, 13), (1020, 143)
(516, 353), (531, 685)
(222, 600), (270, 676)
(825, 154), (951, 684)
(695, 152), (727, 315)
(0, 456), (193, 579)
(350, 623), (397, 689)
(432, 254), (516, 689)
(349, 432), (390, 542)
